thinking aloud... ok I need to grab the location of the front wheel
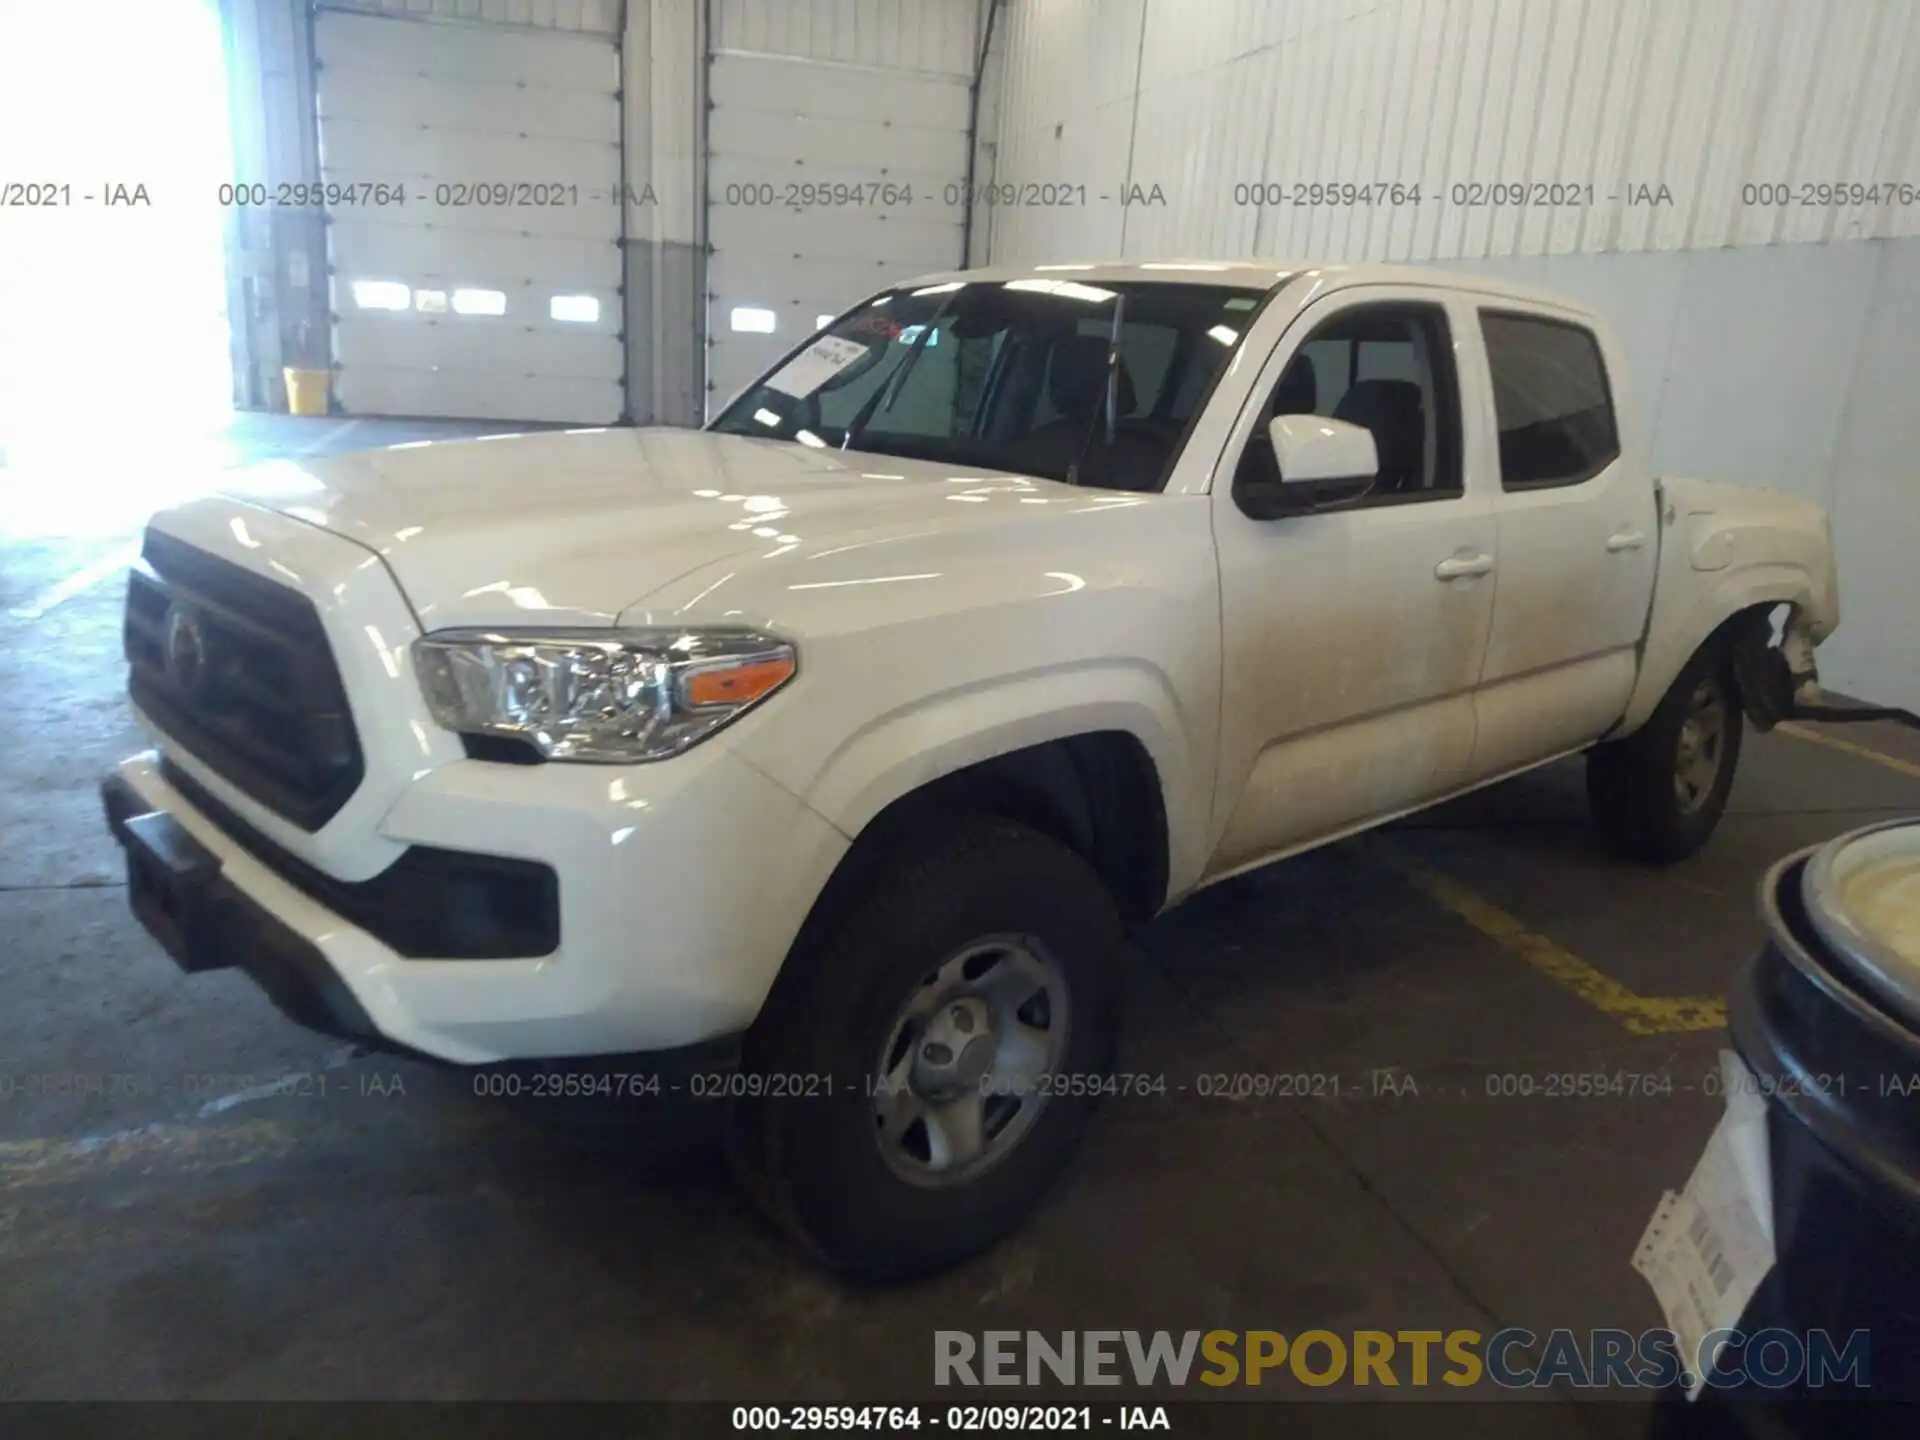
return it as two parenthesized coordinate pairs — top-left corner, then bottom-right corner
(730, 815), (1123, 1282)
(1587, 644), (1744, 863)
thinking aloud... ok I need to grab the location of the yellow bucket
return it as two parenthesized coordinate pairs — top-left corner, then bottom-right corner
(284, 366), (331, 417)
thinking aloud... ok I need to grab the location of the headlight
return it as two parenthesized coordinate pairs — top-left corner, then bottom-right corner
(413, 627), (796, 763)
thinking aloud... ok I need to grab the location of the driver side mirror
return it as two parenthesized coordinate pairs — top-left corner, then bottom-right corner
(1236, 415), (1380, 519)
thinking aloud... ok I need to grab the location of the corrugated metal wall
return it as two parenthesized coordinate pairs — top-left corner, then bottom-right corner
(987, 0), (1920, 263)
(713, 0), (981, 74)
(315, 0), (623, 33)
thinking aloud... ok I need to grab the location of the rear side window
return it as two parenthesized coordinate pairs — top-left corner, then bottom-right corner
(1480, 312), (1620, 489)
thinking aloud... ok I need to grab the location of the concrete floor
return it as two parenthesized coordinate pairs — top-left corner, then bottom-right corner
(5, 415), (1920, 1424)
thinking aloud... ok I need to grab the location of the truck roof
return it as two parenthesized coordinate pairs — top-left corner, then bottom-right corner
(898, 259), (1593, 316)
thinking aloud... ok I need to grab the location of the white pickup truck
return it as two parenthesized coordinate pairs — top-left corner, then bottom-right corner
(104, 261), (1840, 1279)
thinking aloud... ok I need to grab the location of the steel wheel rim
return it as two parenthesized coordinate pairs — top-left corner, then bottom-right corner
(1674, 678), (1729, 815)
(870, 934), (1070, 1189)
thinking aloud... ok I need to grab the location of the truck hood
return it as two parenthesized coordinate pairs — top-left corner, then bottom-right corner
(217, 427), (1058, 630)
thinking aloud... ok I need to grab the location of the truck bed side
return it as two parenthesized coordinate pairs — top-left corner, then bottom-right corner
(1618, 475), (1840, 735)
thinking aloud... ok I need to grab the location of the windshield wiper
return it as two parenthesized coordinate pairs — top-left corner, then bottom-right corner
(1065, 290), (1126, 486)
(841, 287), (962, 451)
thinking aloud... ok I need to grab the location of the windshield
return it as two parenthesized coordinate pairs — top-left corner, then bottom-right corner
(708, 280), (1269, 492)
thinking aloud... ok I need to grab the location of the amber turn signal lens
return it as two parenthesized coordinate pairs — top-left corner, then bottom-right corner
(684, 656), (796, 707)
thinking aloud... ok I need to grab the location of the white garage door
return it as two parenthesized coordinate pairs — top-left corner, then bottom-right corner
(706, 52), (970, 415)
(316, 10), (624, 423)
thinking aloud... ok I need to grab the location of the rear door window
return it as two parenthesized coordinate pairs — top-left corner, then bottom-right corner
(1480, 312), (1621, 489)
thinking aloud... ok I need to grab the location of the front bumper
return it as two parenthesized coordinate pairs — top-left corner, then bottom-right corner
(104, 771), (381, 1041)
(101, 743), (848, 1066)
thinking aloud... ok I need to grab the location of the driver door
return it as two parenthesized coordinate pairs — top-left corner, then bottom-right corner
(1203, 289), (1499, 880)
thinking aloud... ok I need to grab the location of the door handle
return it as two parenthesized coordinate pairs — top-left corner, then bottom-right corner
(1606, 529), (1647, 552)
(1434, 554), (1495, 580)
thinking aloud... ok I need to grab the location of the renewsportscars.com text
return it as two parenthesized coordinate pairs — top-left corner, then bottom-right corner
(934, 1328), (1870, 1392)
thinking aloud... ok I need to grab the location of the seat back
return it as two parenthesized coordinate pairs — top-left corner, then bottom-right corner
(1332, 378), (1426, 494)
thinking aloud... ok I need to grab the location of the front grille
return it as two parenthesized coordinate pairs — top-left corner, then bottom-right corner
(125, 529), (364, 830)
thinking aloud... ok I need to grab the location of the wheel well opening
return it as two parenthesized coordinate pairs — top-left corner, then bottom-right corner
(1717, 601), (1800, 730)
(795, 734), (1171, 965)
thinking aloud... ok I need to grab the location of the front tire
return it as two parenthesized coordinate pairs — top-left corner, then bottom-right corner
(730, 815), (1123, 1283)
(1587, 643), (1743, 863)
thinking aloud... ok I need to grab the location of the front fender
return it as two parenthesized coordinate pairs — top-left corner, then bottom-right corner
(795, 662), (1209, 893)
(630, 493), (1225, 903)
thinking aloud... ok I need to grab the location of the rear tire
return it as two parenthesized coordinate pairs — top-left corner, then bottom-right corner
(1587, 643), (1743, 863)
(730, 814), (1123, 1283)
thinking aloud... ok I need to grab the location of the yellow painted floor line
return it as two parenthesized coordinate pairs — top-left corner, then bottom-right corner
(1778, 722), (1920, 782)
(1372, 843), (1727, 1036)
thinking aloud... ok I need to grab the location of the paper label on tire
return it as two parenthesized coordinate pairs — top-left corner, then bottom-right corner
(1631, 1049), (1777, 1400)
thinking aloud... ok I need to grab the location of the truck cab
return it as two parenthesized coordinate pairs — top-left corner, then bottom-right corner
(1189, 268), (1665, 874)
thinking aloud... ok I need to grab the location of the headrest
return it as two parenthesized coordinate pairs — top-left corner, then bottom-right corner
(1332, 379), (1425, 472)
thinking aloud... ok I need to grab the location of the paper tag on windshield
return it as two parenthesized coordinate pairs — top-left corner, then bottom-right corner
(765, 335), (872, 398)
(1631, 1050), (1776, 1400)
